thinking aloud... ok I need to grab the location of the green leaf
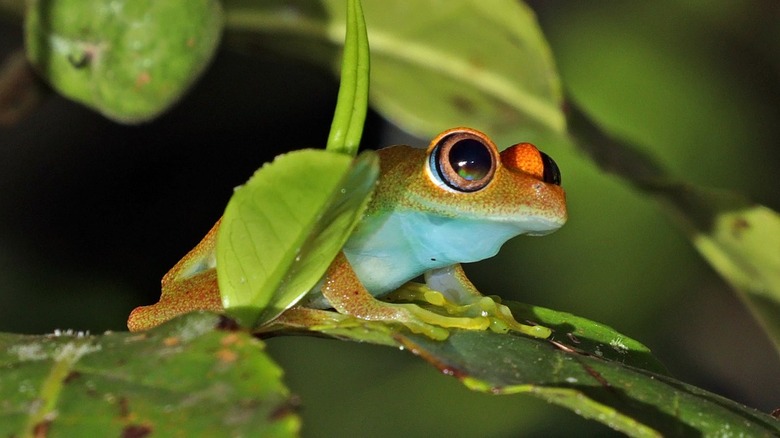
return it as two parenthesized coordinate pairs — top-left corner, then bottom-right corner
(265, 307), (780, 437)
(326, 0), (370, 156)
(269, 296), (665, 374)
(402, 331), (779, 437)
(507, 302), (667, 375)
(222, 0), (564, 146)
(216, 150), (378, 328)
(25, 0), (223, 123)
(0, 312), (298, 437)
(568, 102), (780, 355)
(680, 193), (780, 353)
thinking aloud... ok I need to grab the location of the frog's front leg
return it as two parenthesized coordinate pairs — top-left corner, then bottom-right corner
(389, 264), (552, 339)
(321, 253), (494, 340)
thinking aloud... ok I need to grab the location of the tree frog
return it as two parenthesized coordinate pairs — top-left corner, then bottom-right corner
(128, 127), (567, 339)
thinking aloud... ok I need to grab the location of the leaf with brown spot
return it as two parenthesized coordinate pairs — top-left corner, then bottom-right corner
(122, 424), (152, 438)
(0, 313), (298, 437)
(25, 0), (223, 123)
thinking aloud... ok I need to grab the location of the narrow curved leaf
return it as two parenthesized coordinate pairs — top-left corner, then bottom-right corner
(326, 0), (369, 155)
(216, 150), (378, 328)
(0, 312), (298, 437)
(25, 0), (223, 123)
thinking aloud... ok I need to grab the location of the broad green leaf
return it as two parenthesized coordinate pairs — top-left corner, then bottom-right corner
(257, 151), (378, 325)
(402, 331), (779, 437)
(0, 312), (298, 437)
(25, 0), (222, 123)
(223, 0), (564, 146)
(326, 0), (369, 156)
(217, 149), (378, 328)
(264, 306), (780, 437)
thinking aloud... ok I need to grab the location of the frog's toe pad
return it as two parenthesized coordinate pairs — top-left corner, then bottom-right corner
(387, 284), (551, 339)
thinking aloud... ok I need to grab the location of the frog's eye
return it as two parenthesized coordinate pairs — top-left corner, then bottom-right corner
(540, 151), (561, 185)
(428, 128), (499, 192)
(501, 142), (562, 186)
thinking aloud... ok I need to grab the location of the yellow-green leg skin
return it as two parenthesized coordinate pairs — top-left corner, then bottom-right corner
(321, 254), (496, 340)
(388, 264), (552, 339)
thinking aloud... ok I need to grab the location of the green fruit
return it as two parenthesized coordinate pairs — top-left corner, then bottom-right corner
(25, 0), (223, 123)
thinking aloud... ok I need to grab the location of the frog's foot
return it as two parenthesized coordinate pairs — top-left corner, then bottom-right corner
(321, 253), (501, 340)
(375, 301), (492, 340)
(264, 305), (486, 341)
(324, 291), (493, 340)
(387, 282), (551, 339)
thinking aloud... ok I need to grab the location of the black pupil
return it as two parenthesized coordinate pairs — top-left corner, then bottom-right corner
(449, 138), (491, 181)
(540, 152), (561, 185)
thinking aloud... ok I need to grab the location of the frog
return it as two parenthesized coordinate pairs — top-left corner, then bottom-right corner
(127, 127), (567, 340)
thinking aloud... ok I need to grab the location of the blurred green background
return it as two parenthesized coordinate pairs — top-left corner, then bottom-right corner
(0, 0), (778, 435)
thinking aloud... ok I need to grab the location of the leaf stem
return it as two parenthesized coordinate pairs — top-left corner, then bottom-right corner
(325, 0), (369, 156)
(22, 341), (99, 438)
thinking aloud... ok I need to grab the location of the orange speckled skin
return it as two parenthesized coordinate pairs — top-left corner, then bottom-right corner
(502, 142), (546, 181)
(365, 131), (566, 225)
(127, 220), (223, 332)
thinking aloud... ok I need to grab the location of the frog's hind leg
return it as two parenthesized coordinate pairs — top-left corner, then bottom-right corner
(320, 253), (491, 340)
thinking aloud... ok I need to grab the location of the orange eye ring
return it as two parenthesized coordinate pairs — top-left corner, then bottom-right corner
(428, 128), (500, 192)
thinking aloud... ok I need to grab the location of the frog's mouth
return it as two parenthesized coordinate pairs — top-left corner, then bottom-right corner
(518, 219), (565, 237)
(525, 228), (559, 237)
